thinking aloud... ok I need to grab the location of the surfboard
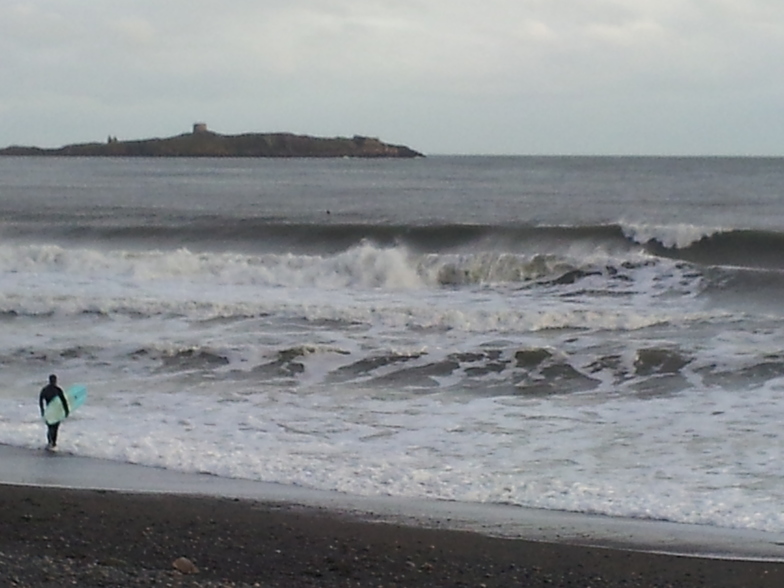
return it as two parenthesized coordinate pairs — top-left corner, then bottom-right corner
(43, 385), (87, 425)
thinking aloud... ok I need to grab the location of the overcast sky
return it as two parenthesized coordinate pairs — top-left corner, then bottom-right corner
(2, 0), (783, 155)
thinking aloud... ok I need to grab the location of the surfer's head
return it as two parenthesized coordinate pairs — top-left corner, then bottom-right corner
(49, 374), (57, 384)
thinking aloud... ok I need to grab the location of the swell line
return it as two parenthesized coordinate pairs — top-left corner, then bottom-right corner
(5, 215), (784, 271)
(643, 229), (784, 270)
(3, 219), (636, 254)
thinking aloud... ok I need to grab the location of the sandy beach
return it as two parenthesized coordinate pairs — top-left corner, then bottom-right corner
(2, 445), (784, 587)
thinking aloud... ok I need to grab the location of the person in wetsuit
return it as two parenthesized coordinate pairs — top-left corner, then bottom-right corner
(39, 374), (69, 449)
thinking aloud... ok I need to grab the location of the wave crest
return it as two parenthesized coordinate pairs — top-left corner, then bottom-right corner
(622, 223), (719, 249)
(0, 240), (691, 296)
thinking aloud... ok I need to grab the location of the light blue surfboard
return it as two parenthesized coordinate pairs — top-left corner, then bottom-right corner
(43, 384), (87, 425)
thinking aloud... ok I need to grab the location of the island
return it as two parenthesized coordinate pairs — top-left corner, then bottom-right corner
(0, 124), (424, 158)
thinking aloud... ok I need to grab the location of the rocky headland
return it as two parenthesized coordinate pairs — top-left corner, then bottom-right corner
(0, 125), (423, 158)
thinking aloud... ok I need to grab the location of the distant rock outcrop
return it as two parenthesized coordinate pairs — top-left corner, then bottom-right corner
(0, 127), (424, 158)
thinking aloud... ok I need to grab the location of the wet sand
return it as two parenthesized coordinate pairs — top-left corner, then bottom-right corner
(2, 445), (784, 586)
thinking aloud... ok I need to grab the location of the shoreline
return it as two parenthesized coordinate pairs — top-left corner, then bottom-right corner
(3, 445), (784, 586)
(3, 484), (784, 587)
(2, 444), (784, 561)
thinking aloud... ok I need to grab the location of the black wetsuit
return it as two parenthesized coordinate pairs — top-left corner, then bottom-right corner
(39, 383), (69, 447)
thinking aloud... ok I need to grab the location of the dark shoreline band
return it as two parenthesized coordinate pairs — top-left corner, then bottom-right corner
(3, 442), (784, 586)
(1, 483), (783, 587)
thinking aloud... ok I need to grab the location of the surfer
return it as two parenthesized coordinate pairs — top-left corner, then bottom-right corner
(39, 374), (69, 450)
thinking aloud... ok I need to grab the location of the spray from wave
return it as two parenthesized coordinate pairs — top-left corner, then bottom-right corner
(0, 239), (683, 291)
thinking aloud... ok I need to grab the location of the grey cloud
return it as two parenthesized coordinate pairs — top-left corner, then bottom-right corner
(2, 1), (783, 154)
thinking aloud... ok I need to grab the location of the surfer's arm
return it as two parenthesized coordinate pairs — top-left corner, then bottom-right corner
(57, 388), (70, 417)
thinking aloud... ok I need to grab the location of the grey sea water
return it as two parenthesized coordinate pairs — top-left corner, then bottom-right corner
(1, 155), (784, 532)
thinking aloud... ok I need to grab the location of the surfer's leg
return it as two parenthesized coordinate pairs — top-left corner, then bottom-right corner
(47, 423), (59, 447)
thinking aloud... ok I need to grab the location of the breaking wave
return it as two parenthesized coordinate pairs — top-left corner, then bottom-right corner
(6, 215), (783, 271)
(0, 239), (677, 292)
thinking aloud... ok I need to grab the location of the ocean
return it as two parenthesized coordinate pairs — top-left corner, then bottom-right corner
(1, 155), (784, 533)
